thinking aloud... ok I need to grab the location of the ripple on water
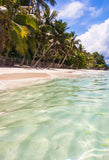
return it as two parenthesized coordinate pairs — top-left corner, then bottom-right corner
(0, 71), (109, 160)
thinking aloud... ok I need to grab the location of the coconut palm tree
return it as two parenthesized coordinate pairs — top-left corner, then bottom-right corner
(0, 0), (39, 66)
(32, 8), (57, 67)
(30, 7), (57, 67)
(59, 32), (80, 68)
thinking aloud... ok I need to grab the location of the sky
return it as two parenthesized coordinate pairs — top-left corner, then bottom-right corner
(50, 0), (109, 63)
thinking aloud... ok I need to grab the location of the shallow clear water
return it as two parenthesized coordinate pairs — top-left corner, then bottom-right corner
(0, 71), (109, 160)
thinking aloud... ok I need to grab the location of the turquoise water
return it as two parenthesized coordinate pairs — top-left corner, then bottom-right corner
(0, 71), (109, 160)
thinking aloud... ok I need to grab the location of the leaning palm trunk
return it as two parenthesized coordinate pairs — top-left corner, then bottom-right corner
(49, 51), (58, 67)
(20, 55), (25, 66)
(57, 55), (63, 67)
(59, 51), (69, 68)
(31, 43), (41, 66)
(33, 42), (54, 68)
(57, 50), (65, 67)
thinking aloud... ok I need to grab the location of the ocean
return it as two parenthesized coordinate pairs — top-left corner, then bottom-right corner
(0, 71), (109, 160)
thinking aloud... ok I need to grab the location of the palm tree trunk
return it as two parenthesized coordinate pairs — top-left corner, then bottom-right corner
(37, 2), (41, 22)
(3, 50), (9, 66)
(59, 51), (69, 68)
(0, 24), (5, 51)
(33, 42), (54, 68)
(57, 55), (63, 66)
(20, 55), (25, 66)
(51, 51), (58, 67)
(31, 43), (40, 66)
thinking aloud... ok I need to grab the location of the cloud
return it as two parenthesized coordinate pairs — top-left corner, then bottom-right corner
(78, 19), (109, 59)
(57, 1), (102, 21)
(58, 1), (85, 19)
(89, 7), (102, 17)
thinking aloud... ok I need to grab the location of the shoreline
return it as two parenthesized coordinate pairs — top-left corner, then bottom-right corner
(0, 67), (107, 91)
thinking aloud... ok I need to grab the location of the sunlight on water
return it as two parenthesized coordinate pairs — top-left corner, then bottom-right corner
(0, 71), (109, 160)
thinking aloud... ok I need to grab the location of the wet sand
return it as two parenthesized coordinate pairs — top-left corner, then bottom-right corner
(0, 73), (50, 80)
(0, 67), (105, 91)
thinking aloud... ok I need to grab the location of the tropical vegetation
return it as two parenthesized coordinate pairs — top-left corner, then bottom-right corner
(0, 0), (108, 69)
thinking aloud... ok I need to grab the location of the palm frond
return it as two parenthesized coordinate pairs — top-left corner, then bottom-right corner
(12, 21), (29, 38)
(11, 21), (29, 55)
(50, 10), (57, 21)
(10, 30), (28, 55)
(15, 14), (39, 31)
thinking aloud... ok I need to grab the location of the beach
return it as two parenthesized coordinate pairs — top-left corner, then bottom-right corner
(0, 67), (105, 91)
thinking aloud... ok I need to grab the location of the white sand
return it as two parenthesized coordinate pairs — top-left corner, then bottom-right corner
(0, 67), (105, 91)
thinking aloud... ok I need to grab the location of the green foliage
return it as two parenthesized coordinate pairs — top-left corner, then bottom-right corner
(72, 52), (88, 69)
(12, 21), (29, 38)
(15, 14), (39, 31)
(11, 30), (28, 55)
(92, 52), (107, 69)
(10, 21), (28, 55)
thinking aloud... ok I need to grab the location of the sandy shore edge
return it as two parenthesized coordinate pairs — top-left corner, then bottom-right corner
(0, 67), (106, 91)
